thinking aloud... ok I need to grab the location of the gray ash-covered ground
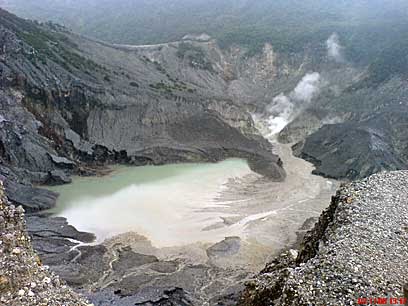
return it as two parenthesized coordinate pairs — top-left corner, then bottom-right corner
(240, 171), (408, 306)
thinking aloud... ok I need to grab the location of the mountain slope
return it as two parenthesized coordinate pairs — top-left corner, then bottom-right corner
(283, 45), (408, 180)
(3, 1), (408, 181)
(2, 0), (408, 63)
(3, 0), (408, 185)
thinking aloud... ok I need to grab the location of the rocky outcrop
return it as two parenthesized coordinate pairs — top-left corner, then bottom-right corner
(26, 228), (251, 305)
(278, 108), (330, 145)
(280, 70), (408, 180)
(3, 179), (58, 212)
(240, 171), (408, 305)
(292, 106), (408, 180)
(0, 181), (91, 306)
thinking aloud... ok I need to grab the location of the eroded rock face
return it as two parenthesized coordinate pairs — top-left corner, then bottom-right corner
(278, 67), (408, 180)
(292, 108), (408, 180)
(3, 179), (58, 212)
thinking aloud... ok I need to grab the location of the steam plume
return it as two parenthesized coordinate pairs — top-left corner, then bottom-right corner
(327, 33), (344, 62)
(266, 72), (323, 135)
(292, 72), (321, 103)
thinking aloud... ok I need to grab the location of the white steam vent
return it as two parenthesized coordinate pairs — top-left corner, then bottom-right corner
(266, 72), (322, 136)
(327, 33), (344, 62)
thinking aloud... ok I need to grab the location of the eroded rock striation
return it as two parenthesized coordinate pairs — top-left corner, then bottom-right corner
(240, 171), (408, 305)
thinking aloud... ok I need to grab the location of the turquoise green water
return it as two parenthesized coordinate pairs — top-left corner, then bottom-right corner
(48, 159), (252, 247)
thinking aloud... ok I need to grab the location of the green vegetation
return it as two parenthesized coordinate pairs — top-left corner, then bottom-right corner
(19, 31), (50, 51)
(5, 0), (408, 64)
(4, 0), (408, 88)
(215, 25), (332, 56)
(0, 9), (106, 74)
(149, 82), (174, 94)
(149, 80), (196, 94)
(19, 30), (105, 73)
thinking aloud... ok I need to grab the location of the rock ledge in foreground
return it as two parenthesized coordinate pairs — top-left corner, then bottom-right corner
(0, 181), (91, 306)
(240, 171), (408, 306)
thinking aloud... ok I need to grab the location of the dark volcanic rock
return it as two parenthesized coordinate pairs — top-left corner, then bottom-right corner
(46, 169), (72, 185)
(26, 214), (98, 274)
(27, 215), (95, 267)
(149, 261), (179, 274)
(27, 215), (95, 243)
(112, 246), (159, 276)
(52, 245), (110, 287)
(101, 264), (210, 305)
(48, 153), (76, 168)
(86, 287), (193, 306)
(206, 237), (241, 258)
(3, 178), (58, 212)
(210, 284), (247, 306)
(294, 109), (408, 180)
(285, 72), (408, 181)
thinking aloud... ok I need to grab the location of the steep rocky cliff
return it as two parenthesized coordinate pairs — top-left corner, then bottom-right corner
(280, 48), (408, 180)
(285, 78), (408, 180)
